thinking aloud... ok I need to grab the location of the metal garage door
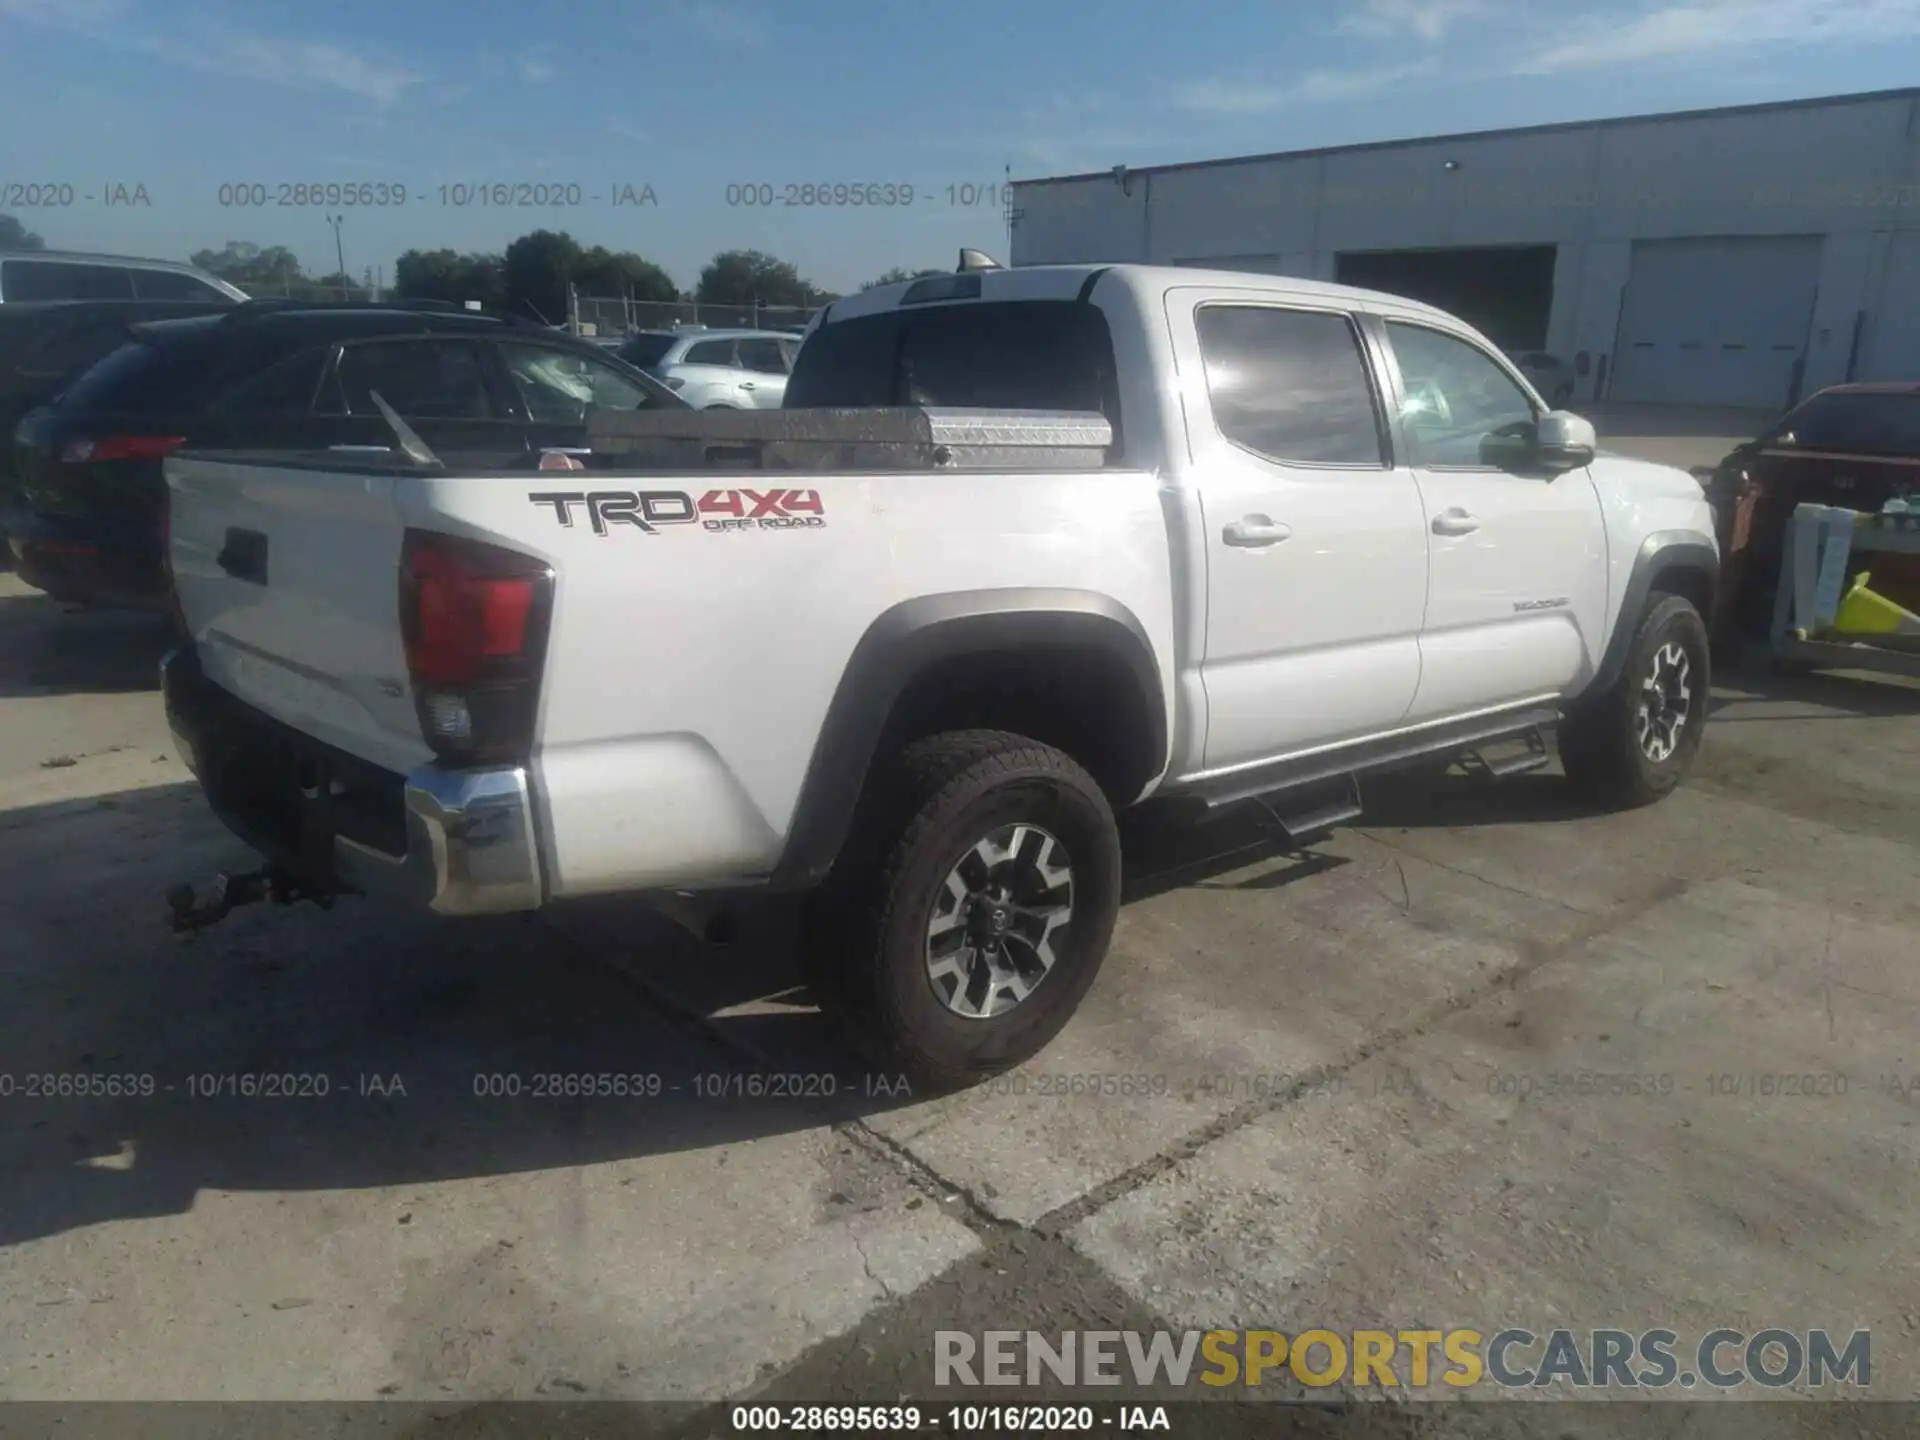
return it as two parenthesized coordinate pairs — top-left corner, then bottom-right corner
(1864, 233), (1920, 381)
(1609, 236), (1823, 407)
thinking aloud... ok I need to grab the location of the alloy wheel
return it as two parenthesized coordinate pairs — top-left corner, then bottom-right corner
(924, 823), (1074, 1019)
(1636, 639), (1693, 764)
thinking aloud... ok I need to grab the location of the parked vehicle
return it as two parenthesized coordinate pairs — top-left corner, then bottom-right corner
(1507, 350), (1575, 406)
(158, 258), (1717, 1090)
(0, 250), (247, 305)
(7, 301), (684, 609)
(0, 299), (239, 560)
(1696, 382), (1920, 638)
(614, 327), (798, 408)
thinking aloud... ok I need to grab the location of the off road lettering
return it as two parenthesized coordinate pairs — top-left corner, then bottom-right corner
(529, 490), (698, 536)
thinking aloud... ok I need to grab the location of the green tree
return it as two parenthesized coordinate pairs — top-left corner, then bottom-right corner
(313, 270), (371, 302)
(393, 248), (507, 309)
(695, 249), (830, 309)
(860, 267), (945, 291)
(572, 245), (678, 303)
(189, 242), (311, 295)
(0, 215), (46, 251)
(504, 229), (582, 324)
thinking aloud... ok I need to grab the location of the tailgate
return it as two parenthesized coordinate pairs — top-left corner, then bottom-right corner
(166, 453), (431, 776)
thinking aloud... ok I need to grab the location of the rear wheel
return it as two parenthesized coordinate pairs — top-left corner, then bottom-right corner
(807, 729), (1122, 1093)
(1559, 594), (1709, 808)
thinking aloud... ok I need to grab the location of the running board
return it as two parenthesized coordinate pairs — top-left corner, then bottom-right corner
(1457, 724), (1551, 779)
(1261, 775), (1363, 843)
(1190, 704), (1562, 811)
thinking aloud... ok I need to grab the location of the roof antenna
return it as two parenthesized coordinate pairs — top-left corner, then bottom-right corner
(368, 390), (443, 469)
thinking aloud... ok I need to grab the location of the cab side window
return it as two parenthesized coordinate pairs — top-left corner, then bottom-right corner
(1195, 305), (1387, 467)
(1384, 322), (1537, 469)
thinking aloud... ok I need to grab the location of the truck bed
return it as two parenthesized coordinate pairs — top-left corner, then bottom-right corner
(163, 407), (1176, 902)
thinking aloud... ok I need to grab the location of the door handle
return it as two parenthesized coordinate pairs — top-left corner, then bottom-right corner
(1431, 508), (1481, 536)
(1223, 515), (1292, 548)
(328, 444), (392, 453)
(740, 381), (757, 391)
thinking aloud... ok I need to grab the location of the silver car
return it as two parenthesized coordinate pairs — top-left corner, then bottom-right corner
(0, 249), (247, 304)
(613, 327), (799, 409)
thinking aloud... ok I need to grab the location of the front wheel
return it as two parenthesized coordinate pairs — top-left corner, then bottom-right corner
(1559, 593), (1710, 808)
(811, 730), (1122, 1093)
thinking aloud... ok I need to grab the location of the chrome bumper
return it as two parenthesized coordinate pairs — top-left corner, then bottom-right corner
(162, 648), (545, 917)
(338, 766), (544, 916)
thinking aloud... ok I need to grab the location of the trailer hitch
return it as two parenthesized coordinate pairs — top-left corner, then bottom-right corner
(166, 865), (336, 937)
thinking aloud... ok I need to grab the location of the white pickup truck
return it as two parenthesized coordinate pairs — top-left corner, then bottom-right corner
(159, 257), (1718, 1090)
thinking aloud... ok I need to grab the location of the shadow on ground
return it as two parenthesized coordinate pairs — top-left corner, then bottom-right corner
(0, 776), (1354, 1248)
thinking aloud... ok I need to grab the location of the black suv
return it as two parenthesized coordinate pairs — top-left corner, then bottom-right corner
(6, 301), (684, 609)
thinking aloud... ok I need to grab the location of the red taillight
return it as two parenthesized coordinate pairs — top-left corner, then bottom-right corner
(399, 530), (553, 766)
(62, 435), (188, 464)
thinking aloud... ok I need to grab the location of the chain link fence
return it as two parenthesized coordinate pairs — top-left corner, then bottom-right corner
(568, 294), (820, 339)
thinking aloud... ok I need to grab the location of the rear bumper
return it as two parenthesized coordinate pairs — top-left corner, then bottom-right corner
(5, 510), (169, 610)
(161, 646), (545, 917)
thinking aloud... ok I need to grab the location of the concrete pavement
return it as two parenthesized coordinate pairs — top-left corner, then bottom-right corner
(1, 567), (1917, 1438)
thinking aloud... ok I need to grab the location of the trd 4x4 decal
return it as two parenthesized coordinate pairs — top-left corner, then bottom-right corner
(529, 488), (825, 536)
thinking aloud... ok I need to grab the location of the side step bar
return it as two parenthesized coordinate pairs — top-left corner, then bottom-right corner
(1258, 775), (1363, 844)
(1457, 724), (1551, 779)
(1192, 704), (1562, 810)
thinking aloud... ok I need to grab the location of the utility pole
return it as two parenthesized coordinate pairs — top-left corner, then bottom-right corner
(1003, 163), (1023, 258)
(325, 214), (347, 293)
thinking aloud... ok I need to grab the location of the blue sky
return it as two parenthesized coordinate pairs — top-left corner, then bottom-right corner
(4, 0), (1920, 295)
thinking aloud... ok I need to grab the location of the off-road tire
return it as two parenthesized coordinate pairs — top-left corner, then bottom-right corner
(1559, 593), (1709, 809)
(806, 729), (1122, 1094)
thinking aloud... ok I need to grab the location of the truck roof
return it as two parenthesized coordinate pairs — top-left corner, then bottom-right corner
(822, 262), (1459, 329)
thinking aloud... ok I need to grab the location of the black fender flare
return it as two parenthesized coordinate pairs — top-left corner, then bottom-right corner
(1583, 531), (1719, 699)
(770, 588), (1167, 889)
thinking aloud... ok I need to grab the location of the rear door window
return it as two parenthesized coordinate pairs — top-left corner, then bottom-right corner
(2, 259), (136, 301)
(1196, 305), (1386, 467)
(328, 339), (496, 418)
(737, 337), (788, 374)
(683, 338), (738, 367)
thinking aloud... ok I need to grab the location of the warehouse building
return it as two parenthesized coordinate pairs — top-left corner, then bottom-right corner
(1008, 86), (1920, 411)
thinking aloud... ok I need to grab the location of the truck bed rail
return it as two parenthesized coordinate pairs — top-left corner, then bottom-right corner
(585, 405), (1113, 472)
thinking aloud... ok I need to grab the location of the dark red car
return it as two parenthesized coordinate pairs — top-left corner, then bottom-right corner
(1697, 383), (1920, 639)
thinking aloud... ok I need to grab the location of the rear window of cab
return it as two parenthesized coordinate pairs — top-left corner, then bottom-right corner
(784, 300), (1120, 427)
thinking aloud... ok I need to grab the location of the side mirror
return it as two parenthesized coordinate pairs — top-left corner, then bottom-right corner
(1535, 410), (1596, 471)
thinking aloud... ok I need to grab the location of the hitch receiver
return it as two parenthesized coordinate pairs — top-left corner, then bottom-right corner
(166, 865), (337, 937)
